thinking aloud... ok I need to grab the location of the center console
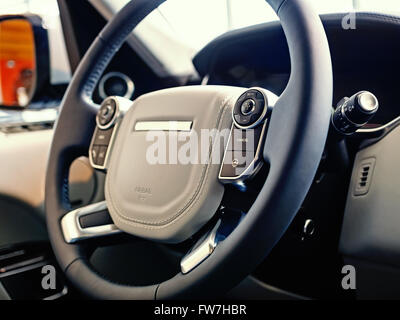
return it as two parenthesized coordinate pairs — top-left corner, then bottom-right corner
(0, 242), (68, 300)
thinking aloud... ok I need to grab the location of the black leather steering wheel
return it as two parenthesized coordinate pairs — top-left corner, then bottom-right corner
(45, 0), (332, 299)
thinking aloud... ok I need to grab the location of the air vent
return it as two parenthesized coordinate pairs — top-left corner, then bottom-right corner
(0, 122), (53, 134)
(98, 72), (135, 100)
(354, 158), (376, 196)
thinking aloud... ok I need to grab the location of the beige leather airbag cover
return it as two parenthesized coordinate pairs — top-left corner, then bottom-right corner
(105, 86), (243, 243)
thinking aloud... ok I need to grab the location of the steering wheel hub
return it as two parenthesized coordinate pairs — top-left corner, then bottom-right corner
(105, 87), (242, 243)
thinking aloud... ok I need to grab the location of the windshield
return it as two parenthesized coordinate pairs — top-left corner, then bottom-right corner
(111, 0), (400, 55)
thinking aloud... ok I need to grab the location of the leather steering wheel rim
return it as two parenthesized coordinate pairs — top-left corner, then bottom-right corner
(45, 0), (332, 299)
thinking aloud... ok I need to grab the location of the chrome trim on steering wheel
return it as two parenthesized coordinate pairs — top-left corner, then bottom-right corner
(180, 221), (221, 274)
(61, 201), (121, 243)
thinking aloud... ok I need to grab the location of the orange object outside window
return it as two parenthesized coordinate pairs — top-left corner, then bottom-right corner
(0, 19), (36, 106)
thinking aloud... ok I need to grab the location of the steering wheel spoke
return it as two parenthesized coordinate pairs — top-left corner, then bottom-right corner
(181, 208), (244, 274)
(180, 221), (221, 274)
(61, 201), (122, 243)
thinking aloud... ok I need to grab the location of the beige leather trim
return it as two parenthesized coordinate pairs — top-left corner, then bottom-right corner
(105, 86), (245, 243)
(0, 130), (52, 208)
(0, 130), (96, 212)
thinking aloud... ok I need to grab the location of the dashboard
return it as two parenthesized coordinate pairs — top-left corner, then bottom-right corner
(193, 12), (400, 129)
(192, 12), (400, 299)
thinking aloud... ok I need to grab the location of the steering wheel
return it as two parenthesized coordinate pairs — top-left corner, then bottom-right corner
(45, 0), (332, 299)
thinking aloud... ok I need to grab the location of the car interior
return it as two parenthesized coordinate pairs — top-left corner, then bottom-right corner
(0, 0), (400, 300)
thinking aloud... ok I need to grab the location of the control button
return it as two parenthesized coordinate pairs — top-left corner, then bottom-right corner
(240, 99), (256, 116)
(93, 127), (114, 146)
(357, 92), (378, 113)
(97, 98), (117, 127)
(228, 126), (263, 152)
(245, 91), (255, 98)
(79, 210), (113, 229)
(234, 114), (251, 126)
(91, 146), (100, 164)
(220, 151), (255, 178)
(96, 146), (108, 167)
(233, 89), (267, 128)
